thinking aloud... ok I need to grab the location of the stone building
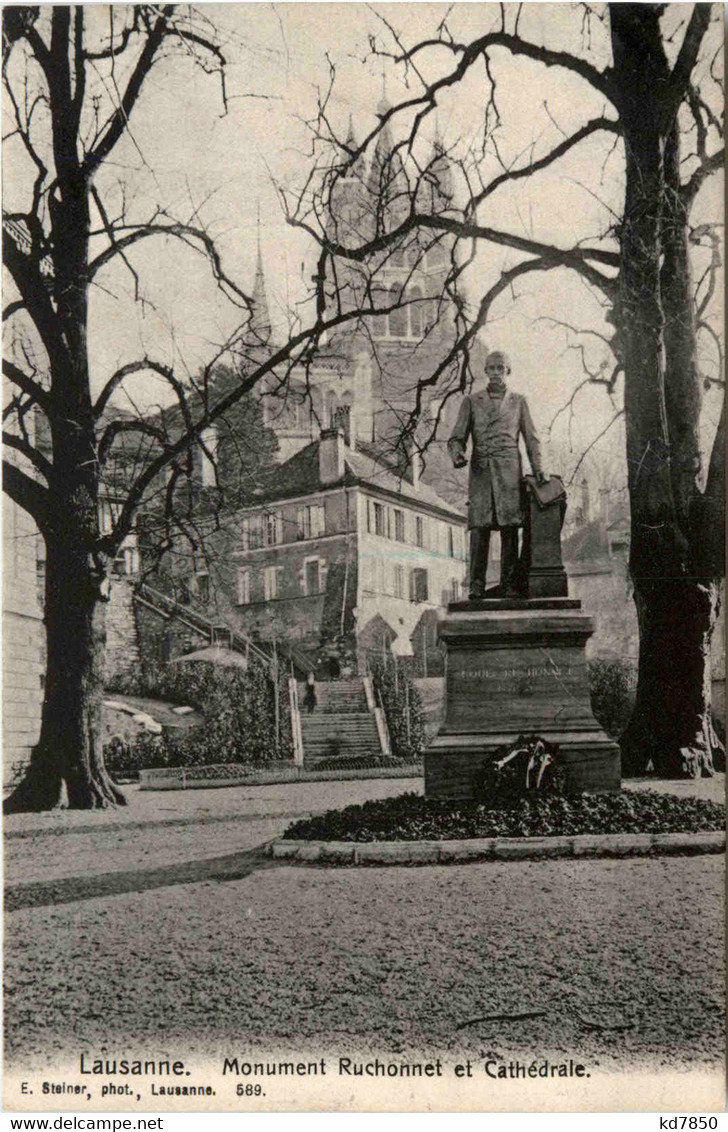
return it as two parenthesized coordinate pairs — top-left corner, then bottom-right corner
(227, 424), (467, 674)
(2, 489), (44, 783)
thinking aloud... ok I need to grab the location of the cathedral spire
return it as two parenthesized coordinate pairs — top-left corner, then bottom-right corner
(366, 96), (404, 201)
(249, 204), (272, 347)
(343, 114), (365, 180)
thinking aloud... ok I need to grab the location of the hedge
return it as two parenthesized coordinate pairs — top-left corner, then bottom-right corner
(370, 658), (427, 761)
(104, 660), (293, 777)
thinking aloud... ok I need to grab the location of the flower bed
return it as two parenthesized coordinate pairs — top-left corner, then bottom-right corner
(282, 790), (725, 842)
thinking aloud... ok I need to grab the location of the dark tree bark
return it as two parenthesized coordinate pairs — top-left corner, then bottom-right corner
(4, 525), (124, 812)
(610, 5), (724, 777)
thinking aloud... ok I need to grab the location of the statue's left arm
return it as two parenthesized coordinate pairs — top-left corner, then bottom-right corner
(519, 396), (545, 480)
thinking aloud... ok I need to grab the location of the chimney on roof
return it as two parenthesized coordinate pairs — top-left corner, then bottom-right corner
(331, 404), (353, 447)
(319, 427), (345, 485)
(406, 438), (421, 491)
(410, 449), (421, 491)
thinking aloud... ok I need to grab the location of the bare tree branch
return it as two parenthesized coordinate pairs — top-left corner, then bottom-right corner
(82, 5), (175, 179)
(666, 4), (713, 127)
(568, 410), (625, 485)
(471, 115), (621, 208)
(3, 358), (51, 414)
(87, 219), (253, 308)
(2, 427), (53, 482)
(2, 456), (50, 531)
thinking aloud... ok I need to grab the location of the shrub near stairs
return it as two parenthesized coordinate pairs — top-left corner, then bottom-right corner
(370, 659), (426, 761)
(104, 661), (293, 779)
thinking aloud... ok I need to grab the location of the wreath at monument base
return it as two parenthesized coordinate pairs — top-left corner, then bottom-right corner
(476, 734), (566, 803)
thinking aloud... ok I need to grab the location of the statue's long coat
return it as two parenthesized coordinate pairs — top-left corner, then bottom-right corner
(448, 390), (543, 529)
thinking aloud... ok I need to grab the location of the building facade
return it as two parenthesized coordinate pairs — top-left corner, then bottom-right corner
(2, 490), (44, 782)
(227, 427), (467, 673)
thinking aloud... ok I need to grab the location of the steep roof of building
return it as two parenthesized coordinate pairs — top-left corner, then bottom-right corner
(248, 437), (464, 519)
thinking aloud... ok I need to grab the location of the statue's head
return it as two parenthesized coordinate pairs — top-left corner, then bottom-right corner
(485, 350), (511, 388)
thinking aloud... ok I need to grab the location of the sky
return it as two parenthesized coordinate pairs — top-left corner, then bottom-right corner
(4, 3), (724, 485)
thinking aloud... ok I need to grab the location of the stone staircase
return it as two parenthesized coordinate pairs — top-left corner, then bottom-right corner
(299, 678), (384, 764)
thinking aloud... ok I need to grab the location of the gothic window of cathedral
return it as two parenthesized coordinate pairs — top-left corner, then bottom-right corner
(389, 285), (407, 338)
(409, 285), (423, 337)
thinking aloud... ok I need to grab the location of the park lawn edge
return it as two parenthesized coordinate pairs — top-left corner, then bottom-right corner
(271, 830), (726, 865)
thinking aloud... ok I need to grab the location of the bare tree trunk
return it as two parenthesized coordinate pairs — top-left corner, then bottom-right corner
(620, 578), (723, 776)
(610, 7), (724, 778)
(4, 529), (126, 813)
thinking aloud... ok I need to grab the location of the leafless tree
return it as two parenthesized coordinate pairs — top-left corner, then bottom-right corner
(1, 5), (419, 811)
(287, 2), (724, 778)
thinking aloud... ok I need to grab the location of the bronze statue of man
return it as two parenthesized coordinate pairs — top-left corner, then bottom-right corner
(448, 351), (548, 599)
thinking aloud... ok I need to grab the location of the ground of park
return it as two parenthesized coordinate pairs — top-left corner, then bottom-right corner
(4, 773), (725, 1084)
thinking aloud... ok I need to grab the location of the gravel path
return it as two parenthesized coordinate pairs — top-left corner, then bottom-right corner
(3, 779), (421, 889)
(4, 775), (724, 1080)
(5, 854), (724, 1075)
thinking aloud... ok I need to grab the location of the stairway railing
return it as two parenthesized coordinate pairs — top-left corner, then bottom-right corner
(135, 582), (271, 668)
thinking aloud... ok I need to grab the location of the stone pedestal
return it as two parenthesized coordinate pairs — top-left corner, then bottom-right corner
(424, 598), (621, 798)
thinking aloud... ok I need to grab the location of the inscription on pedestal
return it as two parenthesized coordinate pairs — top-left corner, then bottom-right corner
(445, 645), (594, 733)
(426, 601), (621, 797)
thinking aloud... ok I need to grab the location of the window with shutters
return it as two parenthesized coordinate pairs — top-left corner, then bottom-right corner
(394, 509), (405, 542)
(410, 567), (428, 603)
(241, 514), (263, 549)
(237, 568), (251, 605)
(298, 503), (325, 539)
(304, 558), (321, 595)
(373, 502), (385, 536)
(264, 565), (282, 600)
(415, 516), (425, 548)
(264, 510), (282, 546)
